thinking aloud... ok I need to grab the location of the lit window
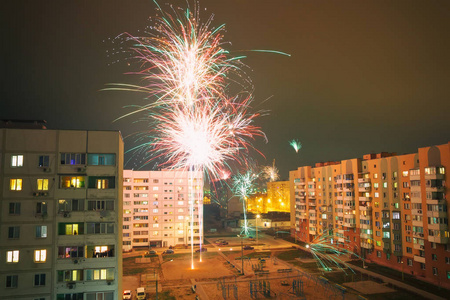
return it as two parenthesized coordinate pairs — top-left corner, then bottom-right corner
(11, 155), (24, 167)
(34, 250), (47, 262)
(10, 179), (22, 191)
(153, 187), (159, 191)
(7, 250), (19, 263)
(61, 176), (85, 188)
(37, 179), (49, 191)
(403, 171), (409, 177)
(97, 179), (108, 189)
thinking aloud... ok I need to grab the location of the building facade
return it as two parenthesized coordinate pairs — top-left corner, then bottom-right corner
(0, 127), (123, 300)
(290, 142), (450, 288)
(122, 169), (203, 250)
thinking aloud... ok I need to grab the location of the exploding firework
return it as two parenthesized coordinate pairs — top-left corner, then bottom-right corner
(232, 171), (259, 236)
(289, 139), (302, 153)
(107, 2), (271, 269)
(306, 232), (360, 274)
(263, 159), (279, 182)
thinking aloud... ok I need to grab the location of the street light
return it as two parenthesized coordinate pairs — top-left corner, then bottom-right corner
(256, 214), (260, 246)
(237, 234), (245, 275)
(401, 259), (404, 281)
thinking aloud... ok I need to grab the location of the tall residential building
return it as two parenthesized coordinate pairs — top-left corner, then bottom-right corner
(247, 181), (290, 214)
(0, 126), (123, 300)
(290, 142), (450, 289)
(122, 169), (203, 250)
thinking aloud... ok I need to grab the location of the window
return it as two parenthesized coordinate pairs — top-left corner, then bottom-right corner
(37, 179), (49, 191)
(34, 250), (47, 262)
(85, 268), (114, 281)
(88, 176), (115, 189)
(36, 225), (48, 238)
(57, 294), (83, 300)
(407, 259), (413, 266)
(87, 200), (114, 211)
(432, 254), (437, 261)
(406, 247), (412, 254)
(87, 154), (115, 166)
(36, 202), (48, 214)
(377, 251), (381, 258)
(10, 179), (22, 191)
(58, 199), (84, 212)
(61, 176), (85, 188)
(57, 270), (83, 282)
(11, 155), (23, 167)
(86, 223), (114, 234)
(445, 257), (450, 264)
(39, 155), (50, 167)
(60, 153), (86, 165)
(58, 246), (84, 259)
(433, 267), (438, 276)
(8, 226), (20, 239)
(86, 292), (114, 300)
(7, 250), (19, 263)
(6, 275), (18, 288)
(34, 274), (46, 286)
(420, 263), (426, 270)
(97, 179), (108, 189)
(393, 212), (400, 220)
(58, 223), (83, 235)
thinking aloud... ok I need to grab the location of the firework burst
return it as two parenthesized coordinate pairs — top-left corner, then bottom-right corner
(232, 171), (259, 235)
(289, 139), (302, 153)
(263, 159), (279, 182)
(107, 1), (272, 269)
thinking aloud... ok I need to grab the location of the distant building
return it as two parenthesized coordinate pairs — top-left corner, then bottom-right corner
(290, 142), (450, 289)
(122, 169), (203, 250)
(0, 126), (124, 300)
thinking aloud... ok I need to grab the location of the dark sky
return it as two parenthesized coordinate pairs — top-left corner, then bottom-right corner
(2, 0), (450, 180)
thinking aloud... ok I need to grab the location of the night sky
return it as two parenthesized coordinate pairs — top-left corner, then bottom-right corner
(2, 0), (450, 179)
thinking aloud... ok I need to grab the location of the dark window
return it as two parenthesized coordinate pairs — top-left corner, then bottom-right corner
(6, 275), (18, 288)
(34, 274), (46, 286)
(39, 155), (50, 167)
(9, 202), (21, 215)
(8, 226), (20, 239)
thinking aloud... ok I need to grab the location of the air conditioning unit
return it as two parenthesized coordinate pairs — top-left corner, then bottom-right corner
(73, 259), (79, 264)
(67, 282), (75, 289)
(40, 192), (49, 197)
(33, 192), (39, 197)
(63, 212), (71, 218)
(43, 167), (51, 173)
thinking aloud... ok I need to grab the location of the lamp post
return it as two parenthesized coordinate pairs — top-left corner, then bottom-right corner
(237, 234), (244, 275)
(256, 214), (260, 246)
(401, 259), (404, 281)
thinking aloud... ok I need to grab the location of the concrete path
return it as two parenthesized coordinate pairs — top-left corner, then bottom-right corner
(191, 278), (209, 300)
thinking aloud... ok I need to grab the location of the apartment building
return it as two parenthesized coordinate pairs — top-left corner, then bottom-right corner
(0, 124), (123, 300)
(122, 169), (203, 250)
(290, 142), (450, 288)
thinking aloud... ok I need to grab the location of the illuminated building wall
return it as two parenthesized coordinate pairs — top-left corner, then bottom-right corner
(246, 181), (290, 214)
(290, 142), (450, 289)
(122, 169), (203, 249)
(0, 127), (124, 300)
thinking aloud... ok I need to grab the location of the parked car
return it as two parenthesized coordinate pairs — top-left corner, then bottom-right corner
(243, 245), (254, 250)
(144, 250), (156, 257)
(195, 247), (208, 252)
(163, 249), (174, 254)
(218, 241), (228, 246)
(214, 239), (225, 244)
(248, 237), (255, 241)
(136, 287), (146, 300)
(122, 290), (132, 300)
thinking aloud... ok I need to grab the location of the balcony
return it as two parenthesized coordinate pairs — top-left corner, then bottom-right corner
(359, 206), (372, 212)
(427, 210), (448, 218)
(360, 242), (374, 249)
(359, 196), (372, 202)
(360, 233), (371, 239)
(308, 201), (316, 207)
(428, 235), (449, 244)
(360, 223), (371, 230)
(359, 214), (371, 221)
(412, 220), (423, 227)
(413, 255), (426, 264)
(425, 173), (445, 180)
(411, 209), (423, 215)
(428, 223), (448, 231)
(413, 243), (425, 250)
(358, 178), (370, 183)
(358, 186), (371, 192)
